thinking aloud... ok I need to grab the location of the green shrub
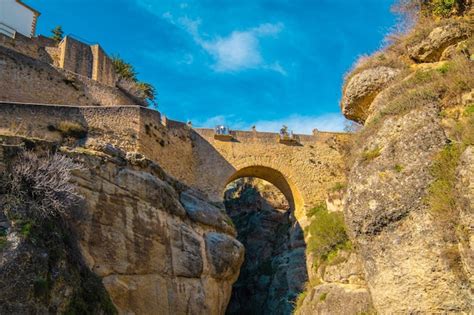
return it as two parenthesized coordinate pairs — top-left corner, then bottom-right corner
(51, 26), (64, 41)
(306, 203), (349, 262)
(20, 221), (33, 238)
(57, 121), (88, 139)
(432, 0), (456, 17)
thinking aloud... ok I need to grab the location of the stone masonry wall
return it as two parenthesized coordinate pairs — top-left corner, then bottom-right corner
(91, 44), (117, 87)
(0, 46), (137, 106)
(59, 36), (93, 79)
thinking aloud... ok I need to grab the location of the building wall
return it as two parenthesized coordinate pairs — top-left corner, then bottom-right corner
(0, 0), (36, 37)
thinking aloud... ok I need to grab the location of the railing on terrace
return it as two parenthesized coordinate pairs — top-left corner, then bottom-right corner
(0, 22), (16, 38)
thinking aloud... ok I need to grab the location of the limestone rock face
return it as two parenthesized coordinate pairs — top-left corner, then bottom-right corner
(344, 105), (473, 312)
(70, 148), (244, 315)
(297, 284), (372, 315)
(296, 236), (373, 314)
(457, 147), (474, 286)
(341, 67), (400, 123)
(408, 23), (470, 63)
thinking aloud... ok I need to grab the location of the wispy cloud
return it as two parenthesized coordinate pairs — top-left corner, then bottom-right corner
(160, 10), (285, 74)
(192, 113), (347, 134)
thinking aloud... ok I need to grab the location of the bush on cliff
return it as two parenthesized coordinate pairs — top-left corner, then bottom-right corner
(0, 149), (117, 314)
(4, 151), (83, 220)
(305, 203), (350, 264)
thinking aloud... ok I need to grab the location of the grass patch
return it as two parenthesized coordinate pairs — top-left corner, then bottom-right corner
(330, 182), (347, 192)
(319, 292), (328, 302)
(426, 143), (462, 219)
(362, 146), (382, 161)
(394, 164), (404, 172)
(56, 121), (88, 139)
(294, 290), (308, 312)
(464, 104), (474, 115)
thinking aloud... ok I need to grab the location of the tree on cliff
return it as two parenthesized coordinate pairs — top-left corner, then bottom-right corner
(111, 55), (157, 106)
(51, 26), (64, 41)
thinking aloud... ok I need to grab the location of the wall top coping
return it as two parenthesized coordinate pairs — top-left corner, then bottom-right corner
(0, 102), (349, 137)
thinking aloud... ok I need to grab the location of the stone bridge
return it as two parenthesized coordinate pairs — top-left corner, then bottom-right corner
(0, 102), (349, 223)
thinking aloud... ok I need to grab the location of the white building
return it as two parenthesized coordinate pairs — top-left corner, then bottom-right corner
(0, 0), (40, 38)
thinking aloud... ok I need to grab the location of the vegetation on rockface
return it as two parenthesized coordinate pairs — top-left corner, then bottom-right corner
(424, 104), (473, 281)
(396, 0), (470, 18)
(47, 121), (88, 140)
(111, 56), (157, 106)
(294, 203), (351, 313)
(0, 149), (117, 314)
(305, 203), (351, 268)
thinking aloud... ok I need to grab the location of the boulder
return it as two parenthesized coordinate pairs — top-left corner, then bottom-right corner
(341, 67), (401, 123)
(180, 190), (235, 235)
(408, 24), (470, 63)
(205, 232), (244, 281)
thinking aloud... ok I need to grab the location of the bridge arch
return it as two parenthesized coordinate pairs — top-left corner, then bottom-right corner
(223, 165), (304, 213)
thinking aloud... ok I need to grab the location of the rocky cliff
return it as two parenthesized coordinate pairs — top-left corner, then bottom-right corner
(297, 1), (474, 314)
(0, 136), (244, 314)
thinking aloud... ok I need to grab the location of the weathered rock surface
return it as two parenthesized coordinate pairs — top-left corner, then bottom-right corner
(408, 23), (470, 63)
(344, 105), (473, 312)
(297, 284), (372, 315)
(68, 147), (244, 315)
(341, 67), (401, 123)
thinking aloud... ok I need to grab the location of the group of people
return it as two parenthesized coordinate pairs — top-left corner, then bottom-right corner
(214, 124), (294, 139)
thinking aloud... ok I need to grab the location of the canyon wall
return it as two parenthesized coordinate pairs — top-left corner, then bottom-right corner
(0, 136), (244, 314)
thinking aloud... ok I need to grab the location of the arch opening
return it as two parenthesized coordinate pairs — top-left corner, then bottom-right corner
(224, 165), (304, 215)
(223, 168), (308, 315)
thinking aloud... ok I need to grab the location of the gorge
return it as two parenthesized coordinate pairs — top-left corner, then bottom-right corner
(0, 0), (473, 314)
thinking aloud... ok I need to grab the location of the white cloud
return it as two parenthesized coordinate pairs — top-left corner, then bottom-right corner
(192, 113), (348, 134)
(159, 12), (285, 74)
(202, 31), (263, 72)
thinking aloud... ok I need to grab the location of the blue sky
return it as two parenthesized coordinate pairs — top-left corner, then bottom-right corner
(28, 0), (398, 133)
